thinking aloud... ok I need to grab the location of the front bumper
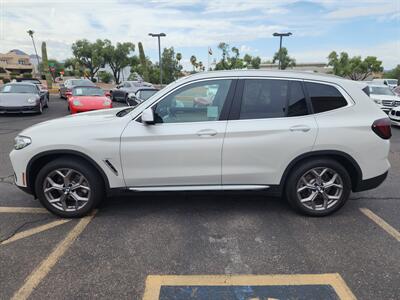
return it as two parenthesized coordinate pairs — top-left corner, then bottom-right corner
(0, 104), (40, 114)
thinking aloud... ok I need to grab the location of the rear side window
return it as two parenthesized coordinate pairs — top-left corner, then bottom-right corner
(305, 82), (347, 113)
(239, 79), (308, 119)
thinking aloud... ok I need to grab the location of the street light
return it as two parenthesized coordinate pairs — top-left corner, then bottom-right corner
(272, 32), (292, 70)
(27, 29), (41, 77)
(148, 32), (166, 86)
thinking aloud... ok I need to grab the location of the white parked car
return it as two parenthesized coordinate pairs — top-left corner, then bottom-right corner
(372, 78), (398, 89)
(10, 71), (391, 217)
(367, 84), (400, 113)
(389, 106), (400, 126)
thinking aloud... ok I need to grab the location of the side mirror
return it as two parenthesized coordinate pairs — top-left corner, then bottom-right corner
(141, 107), (155, 125)
(65, 91), (72, 97)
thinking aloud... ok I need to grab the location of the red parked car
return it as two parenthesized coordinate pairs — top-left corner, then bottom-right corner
(66, 86), (112, 114)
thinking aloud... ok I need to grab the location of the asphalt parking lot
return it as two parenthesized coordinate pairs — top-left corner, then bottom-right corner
(0, 95), (399, 299)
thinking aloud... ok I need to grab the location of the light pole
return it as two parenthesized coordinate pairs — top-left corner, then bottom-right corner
(148, 33), (166, 86)
(27, 29), (40, 77)
(272, 32), (292, 70)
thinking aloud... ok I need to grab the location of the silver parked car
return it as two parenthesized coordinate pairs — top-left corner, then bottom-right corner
(0, 82), (48, 114)
(59, 79), (96, 99)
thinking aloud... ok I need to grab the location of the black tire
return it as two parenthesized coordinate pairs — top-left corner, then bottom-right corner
(285, 158), (351, 217)
(35, 157), (104, 218)
(37, 101), (43, 114)
(44, 97), (49, 108)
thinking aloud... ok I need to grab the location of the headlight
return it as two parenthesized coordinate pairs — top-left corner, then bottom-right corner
(73, 99), (83, 106)
(103, 99), (112, 106)
(372, 98), (382, 105)
(27, 97), (38, 103)
(14, 136), (32, 150)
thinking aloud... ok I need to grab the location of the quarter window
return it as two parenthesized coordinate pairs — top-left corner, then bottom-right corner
(239, 79), (308, 119)
(306, 82), (347, 113)
(153, 80), (232, 123)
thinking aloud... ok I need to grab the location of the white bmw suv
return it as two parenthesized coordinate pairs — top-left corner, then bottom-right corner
(10, 71), (391, 217)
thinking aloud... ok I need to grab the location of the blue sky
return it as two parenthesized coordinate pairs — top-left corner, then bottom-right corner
(0, 0), (399, 70)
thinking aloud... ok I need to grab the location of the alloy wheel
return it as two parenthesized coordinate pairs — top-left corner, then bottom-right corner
(42, 168), (91, 212)
(296, 167), (343, 211)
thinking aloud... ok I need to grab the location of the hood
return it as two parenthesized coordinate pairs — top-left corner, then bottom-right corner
(0, 93), (38, 106)
(370, 94), (399, 101)
(19, 106), (127, 136)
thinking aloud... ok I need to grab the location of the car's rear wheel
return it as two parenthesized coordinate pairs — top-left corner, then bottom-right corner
(35, 158), (104, 218)
(37, 101), (43, 114)
(285, 159), (351, 216)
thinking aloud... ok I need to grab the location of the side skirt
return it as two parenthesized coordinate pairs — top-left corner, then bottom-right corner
(129, 185), (270, 192)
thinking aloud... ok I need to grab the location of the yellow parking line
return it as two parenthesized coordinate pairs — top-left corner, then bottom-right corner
(143, 274), (356, 300)
(360, 208), (400, 242)
(1, 219), (71, 246)
(11, 211), (97, 300)
(0, 207), (49, 214)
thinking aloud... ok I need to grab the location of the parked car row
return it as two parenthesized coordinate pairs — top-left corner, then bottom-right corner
(110, 80), (158, 106)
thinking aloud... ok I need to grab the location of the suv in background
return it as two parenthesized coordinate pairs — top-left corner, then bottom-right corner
(372, 78), (398, 89)
(367, 84), (400, 113)
(10, 70), (391, 218)
(59, 79), (96, 99)
(110, 80), (154, 103)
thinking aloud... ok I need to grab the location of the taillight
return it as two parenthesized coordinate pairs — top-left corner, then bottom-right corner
(372, 118), (391, 139)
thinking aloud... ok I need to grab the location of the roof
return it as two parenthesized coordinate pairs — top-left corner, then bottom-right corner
(6, 82), (36, 86)
(182, 70), (350, 84)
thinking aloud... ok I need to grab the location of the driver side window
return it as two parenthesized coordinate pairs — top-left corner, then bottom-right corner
(153, 79), (232, 123)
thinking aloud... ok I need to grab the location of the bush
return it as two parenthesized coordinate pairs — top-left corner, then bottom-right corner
(99, 71), (112, 83)
(3, 78), (10, 83)
(9, 72), (19, 77)
(23, 73), (33, 78)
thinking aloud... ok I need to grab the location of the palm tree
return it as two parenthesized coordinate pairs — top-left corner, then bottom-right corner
(190, 55), (197, 72)
(27, 29), (40, 76)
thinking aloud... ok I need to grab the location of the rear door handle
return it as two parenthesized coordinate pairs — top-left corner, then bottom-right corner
(289, 125), (311, 132)
(197, 129), (218, 137)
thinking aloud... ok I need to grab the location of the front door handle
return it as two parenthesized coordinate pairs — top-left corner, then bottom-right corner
(197, 129), (217, 137)
(289, 125), (311, 132)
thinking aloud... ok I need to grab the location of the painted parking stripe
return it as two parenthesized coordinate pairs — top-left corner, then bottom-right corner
(0, 206), (49, 214)
(143, 274), (356, 300)
(360, 208), (400, 242)
(1, 219), (71, 246)
(11, 210), (96, 300)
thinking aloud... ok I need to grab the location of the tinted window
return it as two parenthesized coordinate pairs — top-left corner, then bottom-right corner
(306, 82), (347, 113)
(153, 80), (232, 123)
(239, 79), (308, 119)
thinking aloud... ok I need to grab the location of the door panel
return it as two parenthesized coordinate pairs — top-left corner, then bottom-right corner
(121, 120), (227, 187)
(222, 78), (318, 186)
(222, 116), (317, 185)
(120, 79), (234, 187)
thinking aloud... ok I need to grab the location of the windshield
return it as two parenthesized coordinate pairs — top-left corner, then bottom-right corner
(387, 80), (398, 85)
(73, 87), (104, 96)
(140, 90), (158, 100)
(369, 86), (394, 96)
(0, 84), (37, 94)
(71, 80), (95, 86)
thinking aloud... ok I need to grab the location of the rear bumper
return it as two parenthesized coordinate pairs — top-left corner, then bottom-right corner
(353, 171), (388, 192)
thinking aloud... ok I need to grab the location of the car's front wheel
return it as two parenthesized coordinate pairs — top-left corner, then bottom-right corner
(285, 159), (351, 216)
(35, 158), (104, 218)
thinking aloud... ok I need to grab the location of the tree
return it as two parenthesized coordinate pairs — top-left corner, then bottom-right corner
(98, 71), (113, 83)
(384, 65), (400, 81)
(64, 58), (83, 77)
(328, 51), (383, 80)
(190, 55), (197, 71)
(176, 53), (182, 74)
(103, 40), (135, 84)
(272, 47), (296, 70)
(41, 42), (52, 88)
(138, 42), (149, 82)
(72, 39), (106, 81)
(243, 53), (261, 69)
(161, 47), (182, 84)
